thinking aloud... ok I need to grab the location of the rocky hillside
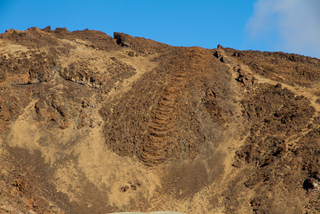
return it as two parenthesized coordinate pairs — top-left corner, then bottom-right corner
(0, 27), (320, 214)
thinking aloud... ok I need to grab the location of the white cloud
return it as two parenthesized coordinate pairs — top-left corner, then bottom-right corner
(246, 0), (320, 58)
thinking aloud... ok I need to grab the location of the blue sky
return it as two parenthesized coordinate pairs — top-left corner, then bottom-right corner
(0, 0), (319, 58)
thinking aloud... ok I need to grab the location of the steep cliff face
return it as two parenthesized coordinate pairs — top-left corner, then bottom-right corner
(0, 27), (320, 214)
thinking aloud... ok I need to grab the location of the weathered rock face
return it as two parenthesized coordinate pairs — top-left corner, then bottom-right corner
(0, 27), (320, 214)
(101, 47), (235, 166)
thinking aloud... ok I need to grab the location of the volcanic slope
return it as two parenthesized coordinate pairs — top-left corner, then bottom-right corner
(0, 27), (320, 214)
